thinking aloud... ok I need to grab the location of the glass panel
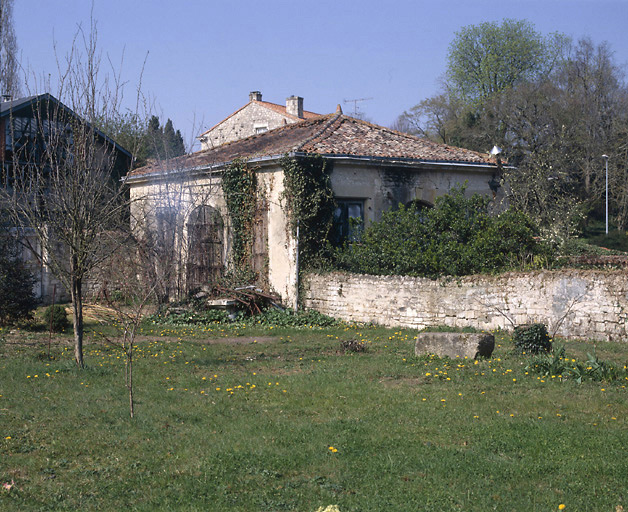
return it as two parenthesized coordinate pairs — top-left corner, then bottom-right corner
(347, 203), (362, 220)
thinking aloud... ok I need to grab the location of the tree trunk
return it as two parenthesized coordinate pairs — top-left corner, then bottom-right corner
(128, 353), (134, 418)
(71, 276), (84, 368)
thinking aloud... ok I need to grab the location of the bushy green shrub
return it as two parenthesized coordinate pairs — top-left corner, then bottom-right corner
(333, 186), (549, 278)
(253, 308), (338, 328)
(513, 323), (552, 354)
(0, 238), (37, 325)
(43, 304), (70, 332)
(525, 346), (626, 383)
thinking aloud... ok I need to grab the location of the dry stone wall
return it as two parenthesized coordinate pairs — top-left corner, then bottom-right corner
(303, 270), (628, 341)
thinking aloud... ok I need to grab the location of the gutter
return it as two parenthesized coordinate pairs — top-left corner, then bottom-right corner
(125, 152), (509, 185)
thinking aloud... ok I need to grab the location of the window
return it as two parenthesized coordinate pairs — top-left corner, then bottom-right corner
(333, 199), (364, 244)
(254, 125), (268, 135)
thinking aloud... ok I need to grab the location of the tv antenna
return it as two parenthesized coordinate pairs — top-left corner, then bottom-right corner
(343, 97), (373, 117)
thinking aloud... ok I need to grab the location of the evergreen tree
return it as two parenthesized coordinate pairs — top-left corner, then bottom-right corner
(146, 115), (164, 159)
(145, 116), (186, 160)
(0, 235), (37, 325)
(163, 118), (185, 157)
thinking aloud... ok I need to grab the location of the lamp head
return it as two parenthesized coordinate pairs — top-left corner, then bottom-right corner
(490, 145), (502, 156)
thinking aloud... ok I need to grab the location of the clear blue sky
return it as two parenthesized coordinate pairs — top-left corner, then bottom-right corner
(14, 0), (628, 150)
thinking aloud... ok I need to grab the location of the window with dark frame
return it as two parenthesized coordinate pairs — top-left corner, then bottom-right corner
(333, 199), (364, 244)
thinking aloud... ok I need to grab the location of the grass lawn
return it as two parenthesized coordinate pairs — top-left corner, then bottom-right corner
(582, 219), (628, 253)
(1, 318), (628, 511)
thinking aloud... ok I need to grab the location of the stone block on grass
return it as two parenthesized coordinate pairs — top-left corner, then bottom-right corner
(415, 332), (494, 359)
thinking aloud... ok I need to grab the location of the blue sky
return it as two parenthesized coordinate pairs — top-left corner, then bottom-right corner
(14, 0), (628, 150)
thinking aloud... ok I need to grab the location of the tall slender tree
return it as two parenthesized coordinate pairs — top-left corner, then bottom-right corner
(0, 0), (20, 97)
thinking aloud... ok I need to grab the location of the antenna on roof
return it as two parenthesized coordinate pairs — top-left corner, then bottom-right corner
(343, 97), (373, 117)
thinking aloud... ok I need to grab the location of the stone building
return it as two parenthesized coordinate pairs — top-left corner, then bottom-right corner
(127, 110), (503, 307)
(197, 91), (320, 149)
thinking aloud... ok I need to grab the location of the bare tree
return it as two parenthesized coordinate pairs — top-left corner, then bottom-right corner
(95, 236), (157, 418)
(0, 19), (139, 367)
(0, 0), (20, 98)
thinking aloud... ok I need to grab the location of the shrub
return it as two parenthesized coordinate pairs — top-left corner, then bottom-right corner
(340, 339), (367, 353)
(0, 237), (37, 325)
(146, 306), (338, 329)
(253, 308), (338, 328)
(43, 304), (70, 332)
(513, 323), (552, 354)
(333, 186), (549, 278)
(525, 346), (626, 383)
(145, 308), (232, 326)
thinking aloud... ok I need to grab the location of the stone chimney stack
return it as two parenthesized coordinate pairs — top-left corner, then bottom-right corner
(249, 91), (262, 102)
(286, 95), (304, 118)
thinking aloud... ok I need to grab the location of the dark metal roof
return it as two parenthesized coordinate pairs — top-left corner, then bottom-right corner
(0, 93), (132, 158)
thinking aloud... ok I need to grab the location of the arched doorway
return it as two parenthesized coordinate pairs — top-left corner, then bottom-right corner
(186, 205), (224, 292)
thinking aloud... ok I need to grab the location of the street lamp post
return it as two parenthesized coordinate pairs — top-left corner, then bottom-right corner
(602, 154), (609, 235)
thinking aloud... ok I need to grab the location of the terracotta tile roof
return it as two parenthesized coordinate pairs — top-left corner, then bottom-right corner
(129, 114), (497, 178)
(198, 99), (320, 137)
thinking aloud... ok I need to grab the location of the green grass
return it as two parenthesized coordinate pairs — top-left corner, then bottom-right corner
(581, 219), (628, 252)
(1, 321), (628, 511)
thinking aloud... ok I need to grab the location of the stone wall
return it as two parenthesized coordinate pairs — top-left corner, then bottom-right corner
(201, 100), (303, 149)
(303, 270), (628, 341)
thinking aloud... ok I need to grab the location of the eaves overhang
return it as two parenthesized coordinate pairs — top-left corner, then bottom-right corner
(124, 152), (510, 186)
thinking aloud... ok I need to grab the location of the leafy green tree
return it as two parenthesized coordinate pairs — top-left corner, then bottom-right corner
(446, 19), (564, 102)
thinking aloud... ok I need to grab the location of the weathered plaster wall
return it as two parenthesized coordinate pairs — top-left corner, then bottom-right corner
(330, 162), (504, 224)
(128, 168), (298, 304)
(258, 169), (298, 308)
(129, 174), (228, 297)
(303, 271), (628, 341)
(15, 230), (70, 304)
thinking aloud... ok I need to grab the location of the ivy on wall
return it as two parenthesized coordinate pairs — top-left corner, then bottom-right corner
(222, 158), (257, 279)
(281, 154), (336, 270)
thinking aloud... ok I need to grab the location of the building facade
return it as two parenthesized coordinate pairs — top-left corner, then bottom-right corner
(128, 112), (504, 307)
(197, 91), (320, 149)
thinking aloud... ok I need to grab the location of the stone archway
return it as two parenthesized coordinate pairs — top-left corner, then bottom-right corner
(186, 205), (224, 292)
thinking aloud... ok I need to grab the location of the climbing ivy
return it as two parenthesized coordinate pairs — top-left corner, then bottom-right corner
(222, 159), (257, 278)
(281, 154), (336, 270)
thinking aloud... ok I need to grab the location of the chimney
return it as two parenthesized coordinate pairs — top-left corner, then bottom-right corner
(249, 91), (262, 102)
(286, 95), (304, 119)
(2, 94), (12, 103)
